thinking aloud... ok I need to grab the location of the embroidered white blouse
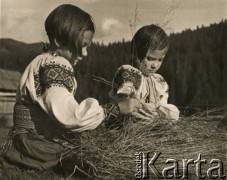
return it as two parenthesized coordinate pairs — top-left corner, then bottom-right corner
(16, 53), (105, 132)
(110, 65), (180, 120)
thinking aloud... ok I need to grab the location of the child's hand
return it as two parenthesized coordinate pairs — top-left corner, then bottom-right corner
(130, 111), (153, 120)
(142, 102), (157, 114)
(131, 102), (157, 120)
(118, 98), (142, 115)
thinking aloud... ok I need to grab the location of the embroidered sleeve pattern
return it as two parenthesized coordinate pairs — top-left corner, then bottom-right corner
(113, 66), (142, 94)
(34, 62), (75, 96)
(102, 103), (120, 120)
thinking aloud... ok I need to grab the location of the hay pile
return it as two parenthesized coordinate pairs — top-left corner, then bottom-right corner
(63, 116), (226, 179)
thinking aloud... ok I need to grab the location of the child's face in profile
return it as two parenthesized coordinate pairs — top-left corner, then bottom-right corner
(139, 47), (167, 77)
(58, 30), (94, 65)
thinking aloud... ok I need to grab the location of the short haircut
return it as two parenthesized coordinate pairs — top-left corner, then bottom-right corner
(131, 24), (169, 62)
(45, 4), (95, 56)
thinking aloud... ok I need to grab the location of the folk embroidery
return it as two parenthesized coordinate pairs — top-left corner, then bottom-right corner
(113, 66), (142, 93)
(34, 62), (75, 96)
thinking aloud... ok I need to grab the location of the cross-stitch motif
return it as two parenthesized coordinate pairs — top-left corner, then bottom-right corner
(34, 62), (75, 96)
(102, 103), (120, 119)
(113, 66), (142, 93)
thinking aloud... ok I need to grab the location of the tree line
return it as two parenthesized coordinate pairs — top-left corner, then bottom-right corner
(0, 20), (226, 110)
(75, 20), (227, 109)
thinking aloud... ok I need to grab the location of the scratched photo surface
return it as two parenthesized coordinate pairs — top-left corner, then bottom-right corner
(0, 0), (226, 179)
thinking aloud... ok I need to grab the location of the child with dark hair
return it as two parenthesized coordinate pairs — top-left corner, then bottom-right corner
(109, 24), (179, 120)
(0, 4), (141, 176)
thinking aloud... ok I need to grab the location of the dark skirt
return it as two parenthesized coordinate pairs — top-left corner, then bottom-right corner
(3, 133), (64, 170)
(1, 129), (97, 178)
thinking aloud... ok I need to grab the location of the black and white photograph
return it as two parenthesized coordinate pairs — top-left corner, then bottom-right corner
(0, 0), (226, 179)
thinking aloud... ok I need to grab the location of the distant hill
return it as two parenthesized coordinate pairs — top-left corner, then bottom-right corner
(0, 39), (45, 72)
(0, 20), (227, 108)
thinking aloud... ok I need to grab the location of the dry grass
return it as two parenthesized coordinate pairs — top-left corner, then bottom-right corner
(0, 115), (226, 179)
(0, 168), (63, 180)
(65, 115), (226, 179)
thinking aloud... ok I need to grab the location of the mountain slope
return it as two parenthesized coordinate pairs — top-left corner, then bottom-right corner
(0, 39), (45, 72)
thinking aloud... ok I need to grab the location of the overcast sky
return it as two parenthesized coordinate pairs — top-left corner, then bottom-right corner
(1, 0), (226, 44)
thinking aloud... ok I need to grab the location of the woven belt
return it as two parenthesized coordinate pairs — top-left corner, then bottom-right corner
(2, 103), (70, 155)
(13, 103), (54, 133)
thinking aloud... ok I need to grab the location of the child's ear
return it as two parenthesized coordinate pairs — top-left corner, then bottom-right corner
(54, 38), (61, 48)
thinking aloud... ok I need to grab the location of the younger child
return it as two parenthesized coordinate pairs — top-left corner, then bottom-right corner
(109, 24), (180, 120)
